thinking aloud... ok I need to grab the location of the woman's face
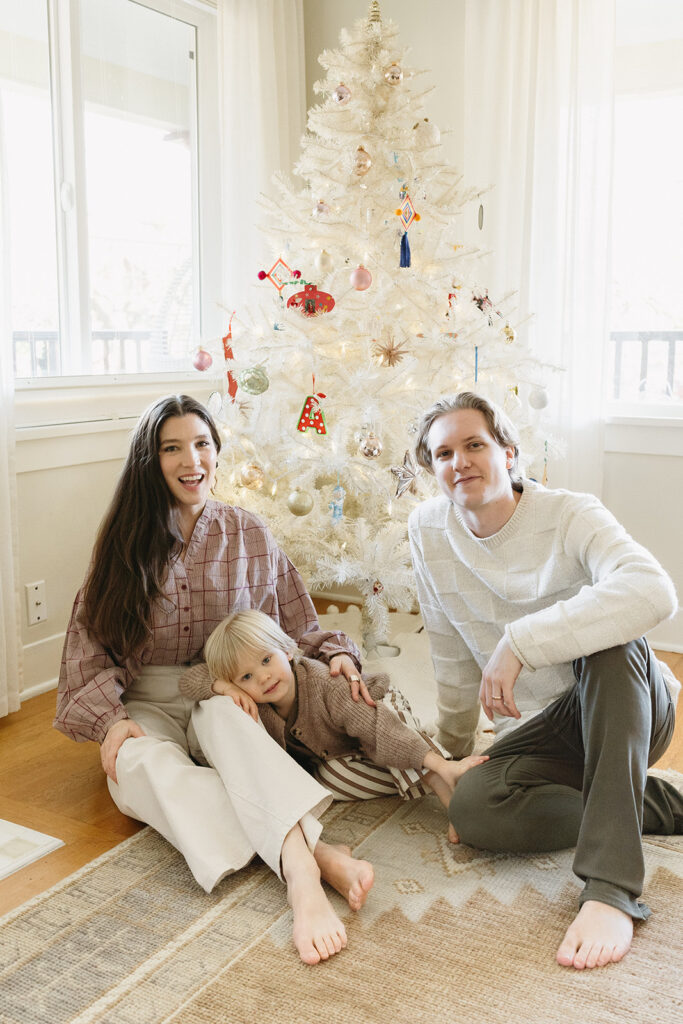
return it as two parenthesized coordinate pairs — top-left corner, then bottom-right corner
(158, 414), (218, 518)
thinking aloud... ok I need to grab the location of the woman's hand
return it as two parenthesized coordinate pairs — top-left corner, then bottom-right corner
(100, 718), (146, 783)
(211, 679), (259, 721)
(479, 635), (523, 721)
(329, 653), (376, 706)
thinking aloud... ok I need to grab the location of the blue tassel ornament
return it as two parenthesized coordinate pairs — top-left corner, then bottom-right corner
(400, 231), (411, 268)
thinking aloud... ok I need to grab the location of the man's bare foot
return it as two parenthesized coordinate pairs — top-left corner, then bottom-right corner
(314, 841), (374, 911)
(285, 860), (347, 965)
(556, 900), (633, 970)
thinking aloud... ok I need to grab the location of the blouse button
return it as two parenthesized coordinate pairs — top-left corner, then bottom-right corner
(183, 607), (190, 612)
(181, 584), (187, 591)
(183, 626), (189, 633)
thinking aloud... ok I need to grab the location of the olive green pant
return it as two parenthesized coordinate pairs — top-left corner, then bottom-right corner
(449, 638), (683, 920)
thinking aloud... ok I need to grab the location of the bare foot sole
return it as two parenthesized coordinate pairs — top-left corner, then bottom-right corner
(287, 866), (348, 965)
(556, 900), (633, 970)
(315, 841), (375, 911)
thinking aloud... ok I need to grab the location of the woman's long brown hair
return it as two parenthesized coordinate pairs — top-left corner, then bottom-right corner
(82, 394), (222, 660)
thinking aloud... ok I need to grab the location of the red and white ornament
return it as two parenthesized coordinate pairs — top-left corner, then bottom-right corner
(287, 283), (335, 316)
(297, 393), (327, 435)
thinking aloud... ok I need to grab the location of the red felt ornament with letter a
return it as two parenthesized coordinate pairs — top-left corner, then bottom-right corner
(297, 392), (327, 434)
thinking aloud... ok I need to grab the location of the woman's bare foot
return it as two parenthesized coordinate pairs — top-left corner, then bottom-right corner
(314, 841), (375, 911)
(556, 900), (633, 969)
(281, 825), (347, 965)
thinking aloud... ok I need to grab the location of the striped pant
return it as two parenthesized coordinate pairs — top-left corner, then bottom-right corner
(312, 688), (449, 801)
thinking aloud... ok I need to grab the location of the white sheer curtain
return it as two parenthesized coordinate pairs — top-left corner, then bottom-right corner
(218, 0), (307, 311)
(0, 99), (22, 717)
(464, 0), (615, 496)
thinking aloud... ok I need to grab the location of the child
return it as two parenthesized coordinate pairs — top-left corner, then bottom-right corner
(179, 610), (487, 833)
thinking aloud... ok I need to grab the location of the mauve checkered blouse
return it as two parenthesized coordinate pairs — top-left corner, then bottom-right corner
(55, 501), (360, 743)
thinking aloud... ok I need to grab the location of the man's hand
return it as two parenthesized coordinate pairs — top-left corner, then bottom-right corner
(211, 679), (259, 721)
(100, 718), (146, 783)
(480, 635), (523, 721)
(329, 653), (376, 706)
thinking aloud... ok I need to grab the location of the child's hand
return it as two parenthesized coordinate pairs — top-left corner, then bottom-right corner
(211, 679), (259, 721)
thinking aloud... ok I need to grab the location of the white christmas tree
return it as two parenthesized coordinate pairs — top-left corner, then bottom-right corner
(200, 1), (557, 648)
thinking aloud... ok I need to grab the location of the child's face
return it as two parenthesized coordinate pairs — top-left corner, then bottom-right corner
(231, 648), (295, 707)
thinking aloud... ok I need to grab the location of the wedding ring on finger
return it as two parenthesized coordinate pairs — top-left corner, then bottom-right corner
(492, 694), (504, 701)
(350, 675), (360, 682)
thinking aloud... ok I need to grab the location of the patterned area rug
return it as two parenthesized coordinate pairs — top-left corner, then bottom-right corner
(1, 793), (682, 1024)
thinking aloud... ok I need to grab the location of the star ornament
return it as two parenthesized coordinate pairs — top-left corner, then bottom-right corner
(372, 335), (411, 367)
(390, 450), (421, 498)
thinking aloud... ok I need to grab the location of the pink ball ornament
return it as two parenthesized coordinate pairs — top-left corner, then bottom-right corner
(192, 348), (213, 371)
(257, 270), (267, 280)
(350, 265), (372, 291)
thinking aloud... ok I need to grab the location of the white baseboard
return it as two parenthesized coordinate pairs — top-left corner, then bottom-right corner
(20, 677), (58, 703)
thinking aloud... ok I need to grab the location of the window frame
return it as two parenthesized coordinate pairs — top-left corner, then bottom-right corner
(13, 0), (224, 427)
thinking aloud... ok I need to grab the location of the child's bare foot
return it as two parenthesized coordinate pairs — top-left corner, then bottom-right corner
(314, 841), (375, 911)
(285, 860), (347, 965)
(425, 769), (454, 809)
(556, 900), (633, 969)
(447, 822), (460, 844)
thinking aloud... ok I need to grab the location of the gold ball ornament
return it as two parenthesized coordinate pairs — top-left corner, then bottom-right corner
(354, 145), (372, 176)
(358, 431), (383, 459)
(502, 322), (516, 344)
(239, 462), (265, 490)
(384, 62), (403, 85)
(237, 365), (269, 395)
(287, 488), (314, 516)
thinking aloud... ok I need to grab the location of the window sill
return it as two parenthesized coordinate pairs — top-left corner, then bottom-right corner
(604, 415), (683, 457)
(14, 372), (223, 430)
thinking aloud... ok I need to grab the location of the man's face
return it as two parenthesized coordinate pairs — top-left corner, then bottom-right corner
(427, 408), (514, 513)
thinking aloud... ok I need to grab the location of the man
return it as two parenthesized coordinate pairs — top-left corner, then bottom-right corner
(408, 391), (682, 970)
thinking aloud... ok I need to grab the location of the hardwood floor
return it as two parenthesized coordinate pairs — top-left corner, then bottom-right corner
(1, 651), (681, 918)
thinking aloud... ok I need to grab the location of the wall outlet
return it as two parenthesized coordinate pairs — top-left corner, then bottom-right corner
(25, 580), (48, 625)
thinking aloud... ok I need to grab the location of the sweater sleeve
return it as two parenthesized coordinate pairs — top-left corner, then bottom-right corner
(408, 517), (482, 757)
(178, 663), (214, 702)
(506, 494), (678, 670)
(324, 677), (431, 769)
(54, 586), (133, 743)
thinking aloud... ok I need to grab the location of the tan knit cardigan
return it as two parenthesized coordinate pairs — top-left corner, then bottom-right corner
(179, 656), (432, 769)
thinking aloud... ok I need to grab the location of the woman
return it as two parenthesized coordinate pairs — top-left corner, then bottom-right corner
(55, 394), (374, 965)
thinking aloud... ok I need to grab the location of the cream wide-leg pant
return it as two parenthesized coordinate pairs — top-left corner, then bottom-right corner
(107, 666), (333, 893)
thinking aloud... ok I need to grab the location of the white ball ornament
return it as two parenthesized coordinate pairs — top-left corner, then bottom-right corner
(316, 249), (334, 275)
(384, 62), (403, 85)
(528, 387), (550, 410)
(413, 118), (440, 146)
(353, 145), (372, 176)
(287, 489), (314, 516)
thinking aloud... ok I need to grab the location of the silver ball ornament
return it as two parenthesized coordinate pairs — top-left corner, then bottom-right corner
(359, 432), (383, 458)
(332, 83), (351, 105)
(237, 365), (269, 396)
(528, 387), (550, 410)
(287, 488), (314, 516)
(384, 62), (403, 85)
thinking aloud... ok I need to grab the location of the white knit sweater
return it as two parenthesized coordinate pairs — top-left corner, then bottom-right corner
(408, 479), (679, 757)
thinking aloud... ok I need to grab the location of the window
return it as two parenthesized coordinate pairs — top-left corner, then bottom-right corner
(609, 1), (683, 416)
(1, 0), (220, 384)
